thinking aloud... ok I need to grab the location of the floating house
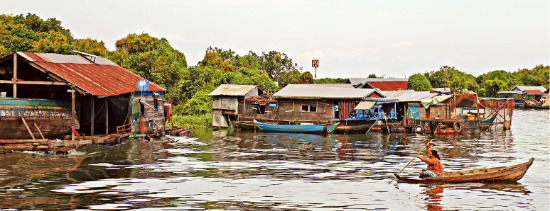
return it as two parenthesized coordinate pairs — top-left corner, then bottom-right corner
(208, 84), (265, 128)
(499, 86), (548, 108)
(272, 84), (385, 132)
(0, 52), (166, 144)
(347, 78), (408, 91)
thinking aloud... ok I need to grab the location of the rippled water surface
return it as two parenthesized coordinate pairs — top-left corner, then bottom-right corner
(0, 109), (548, 210)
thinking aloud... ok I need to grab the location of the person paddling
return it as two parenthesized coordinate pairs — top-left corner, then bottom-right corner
(415, 142), (443, 177)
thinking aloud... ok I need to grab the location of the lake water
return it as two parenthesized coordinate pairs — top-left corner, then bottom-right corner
(0, 109), (548, 210)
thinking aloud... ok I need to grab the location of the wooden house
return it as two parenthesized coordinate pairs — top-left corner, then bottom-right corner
(208, 84), (266, 128)
(272, 84), (384, 125)
(0, 52), (166, 140)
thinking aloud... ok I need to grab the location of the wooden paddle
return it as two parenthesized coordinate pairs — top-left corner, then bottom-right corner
(395, 139), (434, 176)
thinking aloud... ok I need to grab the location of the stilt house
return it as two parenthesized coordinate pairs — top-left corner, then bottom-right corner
(0, 52), (166, 139)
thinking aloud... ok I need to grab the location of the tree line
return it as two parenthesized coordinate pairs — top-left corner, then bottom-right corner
(407, 65), (549, 97)
(1, 13), (548, 124)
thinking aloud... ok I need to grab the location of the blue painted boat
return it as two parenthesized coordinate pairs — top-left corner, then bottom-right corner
(254, 121), (339, 134)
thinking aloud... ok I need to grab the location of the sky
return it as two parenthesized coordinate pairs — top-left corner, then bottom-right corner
(2, 0), (548, 78)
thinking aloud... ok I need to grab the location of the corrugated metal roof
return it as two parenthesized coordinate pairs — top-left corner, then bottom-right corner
(274, 84), (383, 99)
(303, 84), (354, 88)
(347, 78), (408, 90)
(365, 80), (407, 91)
(17, 52), (165, 96)
(524, 90), (544, 95)
(513, 86), (547, 92)
(208, 84), (258, 96)
(498, 91), (523, 94)
(381, 90), (439, 102)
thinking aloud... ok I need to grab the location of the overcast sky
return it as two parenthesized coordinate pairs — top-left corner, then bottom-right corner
(2, 0), (548, 78)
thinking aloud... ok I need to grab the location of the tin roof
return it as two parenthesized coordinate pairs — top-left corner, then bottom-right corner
(347, 78), (408, 90)
(273, 84), (384, 99)
(512, 86), (547, 92)
(208, 84), (258, 96)
(302, 84), (354, 88)
(381, 90), (439, 102)
(524, 90), (544, 95)
(14, 52), (165, 96)
(498, 91), (523, 94)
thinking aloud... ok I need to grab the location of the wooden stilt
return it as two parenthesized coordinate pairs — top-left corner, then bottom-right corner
(13, 53), (17, 98)
(20, 117), (36, 140)
(33, 123), (46, 140)
(91, 96), (95, 136)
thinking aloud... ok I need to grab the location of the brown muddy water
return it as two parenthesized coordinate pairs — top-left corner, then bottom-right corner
(0, 109), (548, 210)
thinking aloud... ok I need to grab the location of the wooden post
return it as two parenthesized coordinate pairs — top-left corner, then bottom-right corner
(33, 123), (46, 141)
(21, 117), (35, 140)
(91, 96), (95, 136)
(68, 89), (76, 141)
(105, 98), (109, 135)
(13, 53), (17, 98)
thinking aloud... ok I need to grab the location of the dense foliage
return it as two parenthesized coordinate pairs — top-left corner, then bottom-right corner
(1, 13), (548, 127)
(407, 73), (432, 91)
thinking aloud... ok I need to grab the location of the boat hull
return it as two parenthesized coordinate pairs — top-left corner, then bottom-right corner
(0, 98), (73, 139)
(254, 121), (339, 134)
(396, 158), (534, 183)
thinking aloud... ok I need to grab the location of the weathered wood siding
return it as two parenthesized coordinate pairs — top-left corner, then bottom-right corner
(212, 96), (239, 112)
(275, 99), (334, 124)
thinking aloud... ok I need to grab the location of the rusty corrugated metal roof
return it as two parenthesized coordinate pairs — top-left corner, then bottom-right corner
(347, 78), (408, 90)
(208, 84), (258, 96)
(17, 52), (165, 96)
(274, 84), (384, 99)
(524, 90), (544, 95)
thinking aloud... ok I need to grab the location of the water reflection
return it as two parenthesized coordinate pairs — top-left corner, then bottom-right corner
(0, 110), (546, 210)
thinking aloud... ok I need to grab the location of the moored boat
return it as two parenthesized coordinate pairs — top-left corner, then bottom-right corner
(0, 98), (74, 139)
(395, 158), (534, 183)
(254, 120), (339, 134)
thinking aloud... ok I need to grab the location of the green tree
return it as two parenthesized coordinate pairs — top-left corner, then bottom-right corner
(407, 73), (432, 91)
(251, 51), (300, 80)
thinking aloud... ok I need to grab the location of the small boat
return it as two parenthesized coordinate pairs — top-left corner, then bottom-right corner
(480, 114), (498, 131)
(0, 98), (74, 139)
(254, 120), (339, 134)
(395, 158), (534, 183)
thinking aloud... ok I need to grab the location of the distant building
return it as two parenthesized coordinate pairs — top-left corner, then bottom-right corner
(346, 78), (408, 91)
(510, 86), (547, 101)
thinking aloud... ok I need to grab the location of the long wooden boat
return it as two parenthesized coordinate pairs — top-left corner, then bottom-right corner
(395, 158), (534, 183)
(254, 120), (339, 134)
(0, 98), (73, 139)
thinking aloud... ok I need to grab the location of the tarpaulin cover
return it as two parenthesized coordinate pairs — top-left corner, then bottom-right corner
(407, 104), (419, 119)
(420, 95), (452, 109)
(338, 100), (357, 119)
(355, 101), (375, 110)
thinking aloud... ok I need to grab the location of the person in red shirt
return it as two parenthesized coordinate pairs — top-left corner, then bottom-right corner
(415, 142), (443, 177)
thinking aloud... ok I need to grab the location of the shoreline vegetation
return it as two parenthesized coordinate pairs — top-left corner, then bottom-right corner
(1, 13), (548, 128)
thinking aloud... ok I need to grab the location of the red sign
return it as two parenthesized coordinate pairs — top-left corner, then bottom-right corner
(312, 59), (319, 68)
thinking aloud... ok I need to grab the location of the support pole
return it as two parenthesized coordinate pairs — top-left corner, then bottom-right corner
(105, 98), (109, 135)
(21, 117), (35, 140)
(33, 123), (46, 141)
(13, 53), (17, 98)
(91, 96), (95, 136)
(68, 89), (76, 141)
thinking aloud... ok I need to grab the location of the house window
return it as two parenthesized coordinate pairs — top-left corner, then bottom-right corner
(301, 105), (317, 112)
